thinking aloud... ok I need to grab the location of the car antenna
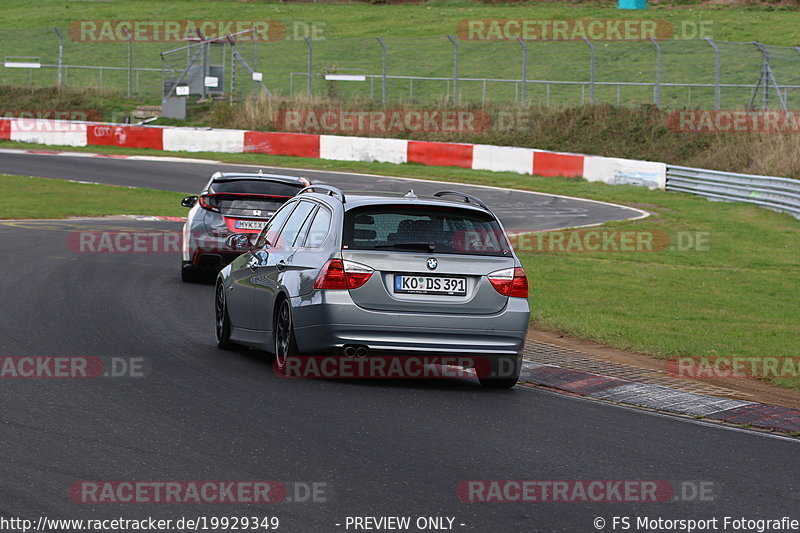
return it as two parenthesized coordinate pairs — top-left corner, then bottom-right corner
(404, 189), (417, 199)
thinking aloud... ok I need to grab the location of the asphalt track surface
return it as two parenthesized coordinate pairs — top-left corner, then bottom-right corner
(0, 152), (797, 532)
(0, 150), (644, 231)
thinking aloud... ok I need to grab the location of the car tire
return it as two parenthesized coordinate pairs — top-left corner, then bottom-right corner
(274, 298), (299, 374)
(477, 355), (521, 389)
(215, 282), (236, 350)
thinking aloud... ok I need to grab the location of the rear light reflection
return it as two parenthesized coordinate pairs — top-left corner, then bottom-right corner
(314, 259), (374, 290)
(488, 267), (529, 298)
(198, 194), (220, 212)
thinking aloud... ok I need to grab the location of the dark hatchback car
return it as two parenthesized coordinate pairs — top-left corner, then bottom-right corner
(180, 171), (309, 282)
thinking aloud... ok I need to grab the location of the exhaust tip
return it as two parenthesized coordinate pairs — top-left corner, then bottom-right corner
(355, 346), (368, 358)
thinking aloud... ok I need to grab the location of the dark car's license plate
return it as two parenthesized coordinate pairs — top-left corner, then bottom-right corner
(235, 220), (268, 230)
(394, 275), (466, 295)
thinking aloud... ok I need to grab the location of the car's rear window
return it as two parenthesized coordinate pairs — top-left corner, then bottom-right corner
(342, 205), (511, 256)
(208, 196), (287, 216)
(210, 179), (303, 197)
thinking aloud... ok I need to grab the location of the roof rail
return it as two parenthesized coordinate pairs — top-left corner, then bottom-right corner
(433, 190), (489, 211)
(298, 185), (346, 203)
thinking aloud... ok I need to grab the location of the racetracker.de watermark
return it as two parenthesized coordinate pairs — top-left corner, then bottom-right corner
(69, 481), (327, 504)
(0, 110), (103, 122)
(666, 356), (800, 379)
(275, 355), (513, 380)
(68, 20), (326, 42)
(456, 19), (712, 41)
(668, 110), (800, 133)
(506, 230), (710, 254)
(69, 231), (184, 254)
(66, 230), (711, 255)
(0, 356), (147, 379)
(5, 115), (100, 133)
(274, 109), (490, 134)
(455, 480), (716, 503)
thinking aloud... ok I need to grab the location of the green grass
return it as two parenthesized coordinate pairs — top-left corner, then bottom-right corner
(2, 0), (800, 107)
(0, 86), (141, 122)
(1, 139), (798, 390)
(0, 174), (187, 218)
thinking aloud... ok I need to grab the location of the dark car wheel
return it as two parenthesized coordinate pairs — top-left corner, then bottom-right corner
(477, 355), (521, 389)
(215, 283), (235, 350)
(274, 298), (299, 372)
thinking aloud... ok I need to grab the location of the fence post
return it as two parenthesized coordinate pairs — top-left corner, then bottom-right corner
(758, 42), (767, 111)
(749, 41), (787, 111)
(648, 37), (661, 107)
(705, 38), (720, 110)
(229, 41), (236, 104)
(161, 52), (165, 104)
(123, 28), (133, 97)
(517, 38), (527, 106)
(447, 35), (458, 104)
(304, 37), (313, 97)
(583, 37), (595, 105)
(201, 42), (208, 99)
(54, 28), (63, 89)
(376, 37), (387, 104)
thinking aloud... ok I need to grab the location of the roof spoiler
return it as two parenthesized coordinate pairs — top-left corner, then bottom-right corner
(298, 185), (346, 203)
(433, 190), (489, 211)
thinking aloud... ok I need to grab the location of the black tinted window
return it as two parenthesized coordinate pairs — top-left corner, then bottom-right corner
(203, 195), (287, 217)
(210, 179), (302, 197)
(342, 205), (511, 256)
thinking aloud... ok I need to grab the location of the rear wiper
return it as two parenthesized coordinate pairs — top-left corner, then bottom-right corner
(373, 242), (436, 252)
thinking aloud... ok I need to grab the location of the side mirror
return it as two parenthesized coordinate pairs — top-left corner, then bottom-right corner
(226, 233), (252, 250)
(181, 196), (198, 208)
(246, 250), (269, 270)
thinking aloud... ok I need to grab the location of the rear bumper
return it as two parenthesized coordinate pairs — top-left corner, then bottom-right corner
(291, 291), (529, 356)
(184, 232), (244, 271)
(187, 251), (241, 271)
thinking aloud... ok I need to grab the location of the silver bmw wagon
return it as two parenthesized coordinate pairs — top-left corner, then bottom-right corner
(215, 186), (530, 388)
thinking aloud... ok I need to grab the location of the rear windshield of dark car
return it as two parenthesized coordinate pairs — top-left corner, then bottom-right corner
(209, 179), (303, 197)
(342, 205), (512, 256)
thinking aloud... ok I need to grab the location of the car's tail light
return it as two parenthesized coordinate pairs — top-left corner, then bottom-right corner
(314, 259), (374, 290)
(488, 267), (529, 298)
(198, 194), (220, 212)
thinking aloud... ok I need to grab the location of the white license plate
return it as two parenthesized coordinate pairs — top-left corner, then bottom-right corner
(235, 220), (267, 230)
(394, 275), (466, 296)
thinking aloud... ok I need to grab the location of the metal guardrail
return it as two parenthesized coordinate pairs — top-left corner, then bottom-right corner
(666, 165), (800, 219)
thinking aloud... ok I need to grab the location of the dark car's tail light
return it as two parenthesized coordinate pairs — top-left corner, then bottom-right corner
(488, 267), (529, 298)
(314, 259), (373, 290)
(198, 194), (220, 212)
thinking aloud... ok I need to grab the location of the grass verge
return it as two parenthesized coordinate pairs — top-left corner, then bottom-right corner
(1, 140), (798, 389)
(0, 174), (186, 219)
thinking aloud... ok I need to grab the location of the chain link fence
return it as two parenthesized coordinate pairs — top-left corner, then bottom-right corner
(2, 28), (800, 110)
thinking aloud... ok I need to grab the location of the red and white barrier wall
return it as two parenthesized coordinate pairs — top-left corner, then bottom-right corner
(0, 118), (667, 189)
